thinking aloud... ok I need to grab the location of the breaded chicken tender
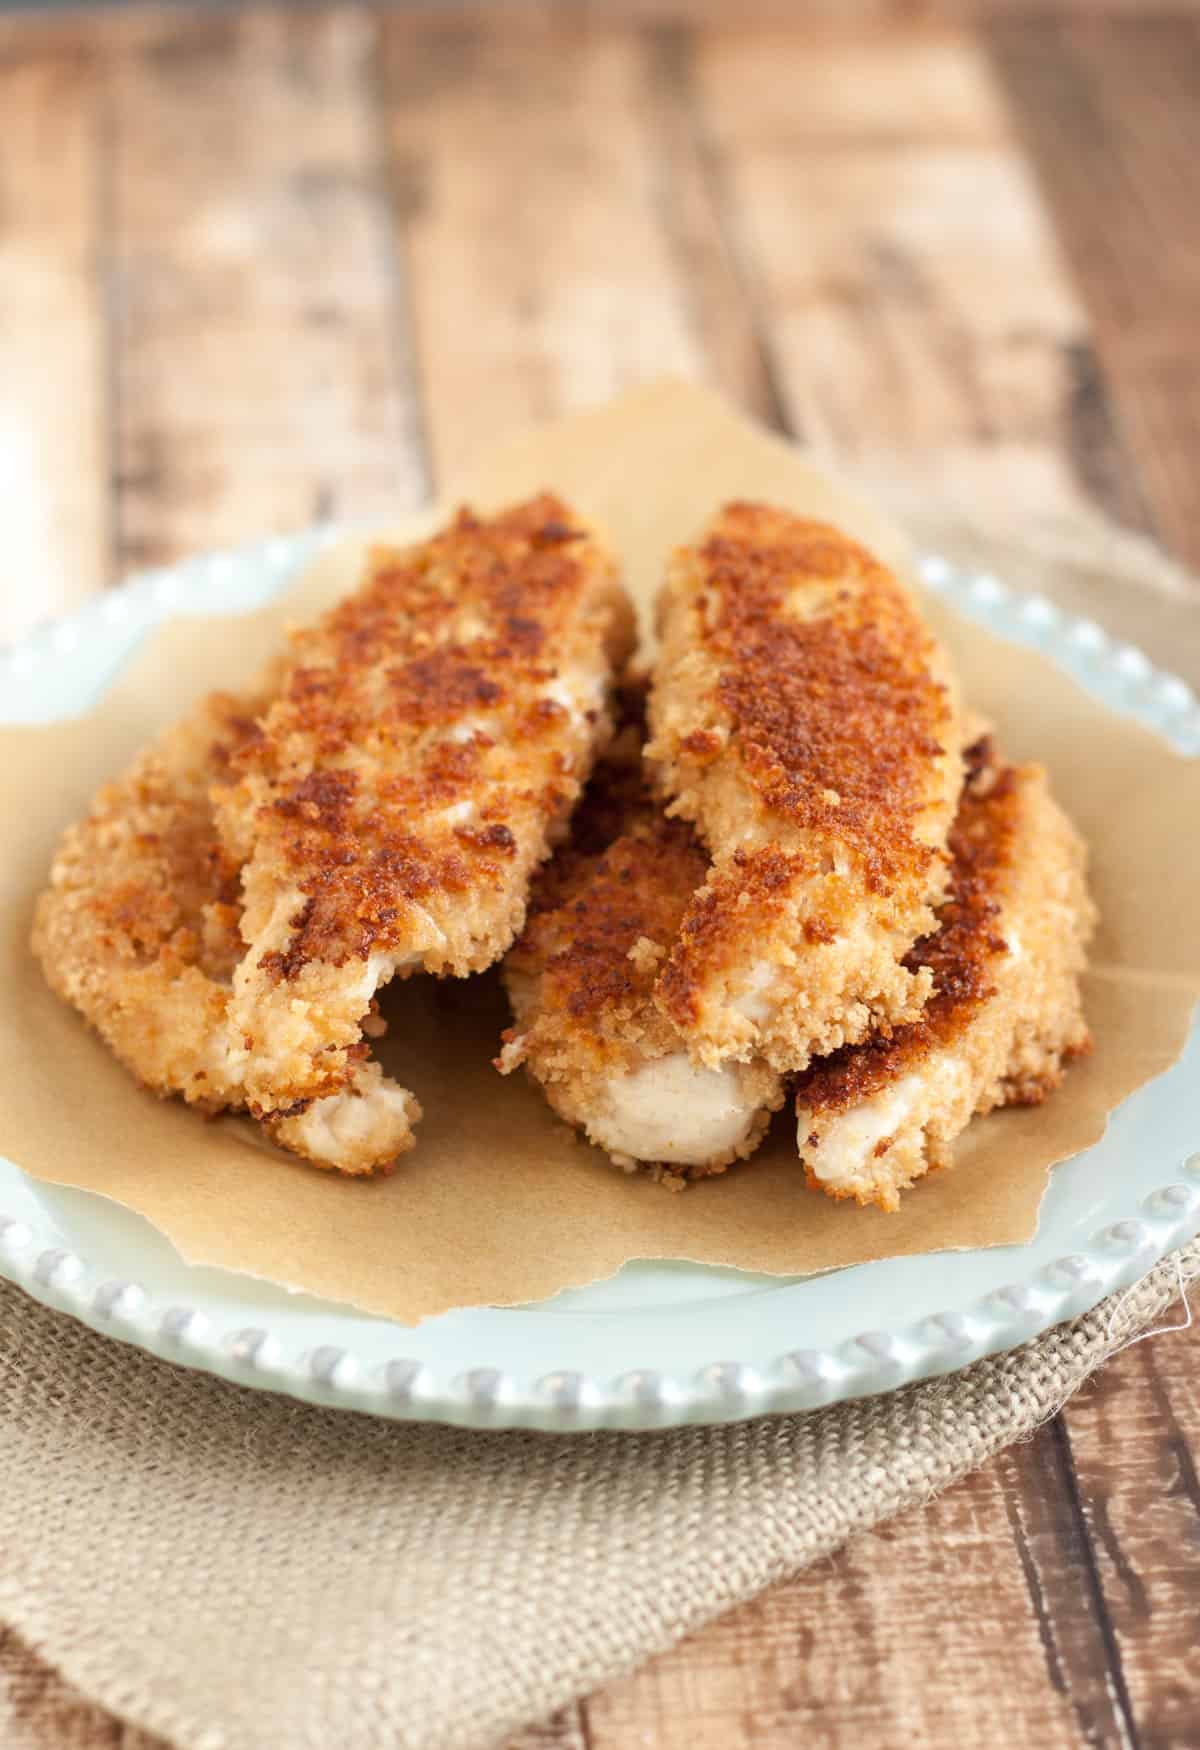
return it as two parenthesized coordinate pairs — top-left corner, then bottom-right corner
(215, 495), (635, 1140)
(499, 695), (784, 1181)
(795, 739), (1096, 1211)
(31, 679), (421, 1172)
(647, 502), (966, 1073)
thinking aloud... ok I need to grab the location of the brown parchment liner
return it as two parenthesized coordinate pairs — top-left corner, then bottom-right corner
(1, 382), (1197, 1325)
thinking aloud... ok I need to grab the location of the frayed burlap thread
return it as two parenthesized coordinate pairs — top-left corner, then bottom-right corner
(0, 1248), (1196, 1750)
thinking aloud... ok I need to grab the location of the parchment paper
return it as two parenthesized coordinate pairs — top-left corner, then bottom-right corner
(1, 381), (1197, 1324)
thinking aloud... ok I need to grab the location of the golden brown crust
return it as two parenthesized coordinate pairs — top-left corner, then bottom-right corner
(502, 705), (708, 1088)
(31, 673), (423, 1175)
(647, 502), (965, 1070)
(520, 823), (706, 1035)
(218, 495), (636, 1117)
(797, 737), (1023, 1115)
(795, 738), (1096, 1210)
(500, 697), (784, 1176)
(686, 504), (950, 877)
(32, 684), (276, 1113)
(223, 497), (632, 976)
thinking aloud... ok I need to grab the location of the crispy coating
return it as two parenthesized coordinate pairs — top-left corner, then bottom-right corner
(216, 494), (636, 1120)
(646, 502), (966, 1072)
(499, 696), (784, 1183)
(795, 739), (1096, 1210)
(31, 676), (422, 1173)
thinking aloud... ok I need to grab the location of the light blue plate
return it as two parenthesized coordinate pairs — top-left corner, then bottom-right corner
(2, 533), (1198, 1430)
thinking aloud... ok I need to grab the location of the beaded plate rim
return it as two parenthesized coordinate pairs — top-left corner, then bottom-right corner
(1, 530), (1197, 1432)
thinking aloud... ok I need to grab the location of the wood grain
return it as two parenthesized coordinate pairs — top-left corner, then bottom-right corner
(988, 13), (1200, 569)
(1055, 1316), (1200, 1746)
(581, 1422), (1153, 1750)
(0, 44), (108, 641)
(638, 19), (788, 431)
(691, 20), (1142, 531)
(105, 4), (426, 572)
(382, 7), (705, 486)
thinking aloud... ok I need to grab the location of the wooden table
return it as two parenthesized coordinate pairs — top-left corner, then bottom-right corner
(1, 3), (1198, 1745)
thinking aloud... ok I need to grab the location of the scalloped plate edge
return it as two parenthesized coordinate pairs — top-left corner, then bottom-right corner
(1, 535), (1197, 1431)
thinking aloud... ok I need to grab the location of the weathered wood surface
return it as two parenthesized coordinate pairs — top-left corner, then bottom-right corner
(106, 6), (428, 572)
(988, 12), (1200, 570)
(0, 44), (108, 627)
(0, 5), (1196, 1747)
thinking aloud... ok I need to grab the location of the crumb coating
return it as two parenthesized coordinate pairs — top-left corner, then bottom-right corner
(217, 494), (636, 1115)
(647, 501), (965, 1071)
(33, 684), (275, 1111)
(31, 674), (422, 1173)
(500, 694), (783, 1181)
(795, 738), (1096, 1209)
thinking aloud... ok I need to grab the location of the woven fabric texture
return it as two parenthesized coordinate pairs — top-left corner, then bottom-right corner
(0, 1254), (1196, 1750)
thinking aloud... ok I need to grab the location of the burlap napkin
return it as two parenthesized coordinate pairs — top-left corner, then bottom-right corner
(0, 493), (1195, 1750)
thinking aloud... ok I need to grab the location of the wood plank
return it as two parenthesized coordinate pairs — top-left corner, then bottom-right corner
(1056, 1296), (1200, 1745)
(381, 7), (706, 487)
(636, 19), (788, 430)
(584, 1425), (1135, 1749)
(1038, 270), (1200, 1733)
(2, 1), (1198, 66)
(107, 4), (426, 573)
(987, 14), (1200, 570)
(691, 21), (1141, 530)
(0, 41), (108, 642)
